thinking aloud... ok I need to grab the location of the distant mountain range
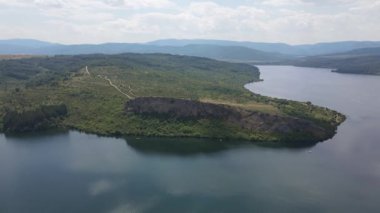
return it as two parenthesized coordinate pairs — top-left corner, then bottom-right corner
(0, 39), (57, 48)
(0, 39), (290, 62)
(148, 39), (380, 56)
(2, 39), (380, 63)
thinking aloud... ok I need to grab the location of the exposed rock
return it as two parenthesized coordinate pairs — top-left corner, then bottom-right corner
(126, 97), (239, 119)
(125, 97), (326, 138)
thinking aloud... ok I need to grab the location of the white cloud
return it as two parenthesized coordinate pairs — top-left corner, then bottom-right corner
(261, 0), (312, 7)
(121, 0), (174, 9)
(0, 0), (379, 44)
(34, 0), (65, 8)
(0, 0), (174, 10)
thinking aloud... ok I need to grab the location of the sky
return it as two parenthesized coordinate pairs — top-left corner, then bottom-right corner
(0, 0), (379, 44)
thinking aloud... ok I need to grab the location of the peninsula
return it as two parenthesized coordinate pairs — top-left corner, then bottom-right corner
(0, 54), (345, 144)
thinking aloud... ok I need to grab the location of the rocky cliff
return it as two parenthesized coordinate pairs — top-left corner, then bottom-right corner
(125, 97), (327, 141)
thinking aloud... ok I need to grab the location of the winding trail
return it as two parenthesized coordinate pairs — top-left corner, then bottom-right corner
(85, 66), (134, 99)
(127, 85), (136, 97)
(103, 76), (133, 99)
(85, 66), (90, 76)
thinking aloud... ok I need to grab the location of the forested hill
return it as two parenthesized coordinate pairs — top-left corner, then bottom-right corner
(291, 47), (380, 75)
(0, 53), (344, 144)
(0, 53), (260, 87)
(339, 47), (380, 56)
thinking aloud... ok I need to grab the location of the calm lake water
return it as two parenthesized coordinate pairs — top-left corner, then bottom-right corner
(1, 65), (380, 213)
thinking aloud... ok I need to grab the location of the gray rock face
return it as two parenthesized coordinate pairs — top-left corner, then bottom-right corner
(125, 97), (326, 137)
(126, 97), (240, 120)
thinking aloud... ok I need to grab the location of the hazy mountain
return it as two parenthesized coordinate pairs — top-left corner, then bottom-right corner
(148, 39), (380, 56)
(156, 44), (291, 62)
(0, 39), (58, 54)
(1, 38), (380, 62)
(0, 40), (292, 62)
(31, 43), (157, 55)
(148, 39), (297, 55)
(0, 39), (55, 48)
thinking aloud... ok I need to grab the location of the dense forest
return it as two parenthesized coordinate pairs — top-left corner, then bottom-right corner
(3, 104), (67, 133)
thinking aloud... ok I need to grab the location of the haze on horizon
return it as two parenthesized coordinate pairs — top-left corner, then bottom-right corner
(0, 0), (379, 45)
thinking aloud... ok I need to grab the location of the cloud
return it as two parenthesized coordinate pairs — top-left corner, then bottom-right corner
(121, 0), (174, 9)
(261, 0), (312, 7)
(0, 0), (379, 44)
(0, 0), (174, 10)
(34, 0), (65, 8)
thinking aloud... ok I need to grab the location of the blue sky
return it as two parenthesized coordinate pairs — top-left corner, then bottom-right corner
(0, 0), (379, 44)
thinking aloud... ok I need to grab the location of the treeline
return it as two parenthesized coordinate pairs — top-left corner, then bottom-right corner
(0, 55), (89, 87)
(0, 59), (43, 80)
(2, 104), (68, 133)
(293, 55), (380, 75)
(0, 53), (260, 87)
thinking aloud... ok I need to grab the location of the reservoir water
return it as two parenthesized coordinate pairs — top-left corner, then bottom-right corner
(1, 66), (380, 212)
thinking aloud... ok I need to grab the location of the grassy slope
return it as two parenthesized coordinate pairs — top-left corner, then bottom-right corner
(0, 54), (345, 142)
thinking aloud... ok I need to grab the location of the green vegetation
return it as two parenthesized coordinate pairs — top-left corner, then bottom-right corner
(2, 104), (67, 133)
(292, 48), (380, 75)
(0, 53), (345, 143)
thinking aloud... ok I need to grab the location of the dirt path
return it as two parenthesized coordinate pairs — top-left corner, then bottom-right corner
(127, 85), (136, 97)
(104, 76), (133, 99)
(85, 66), (134, 99)
(85, 66), (90, 76)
